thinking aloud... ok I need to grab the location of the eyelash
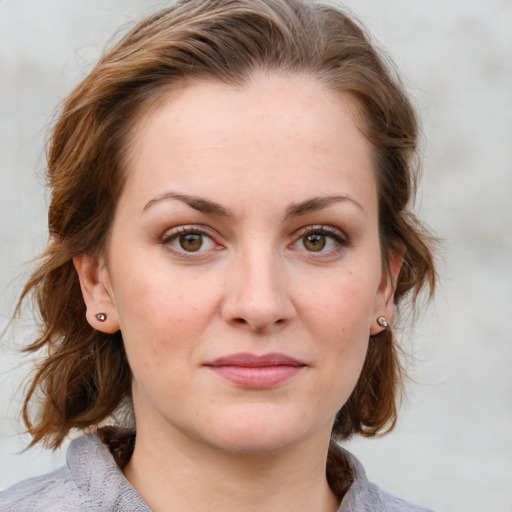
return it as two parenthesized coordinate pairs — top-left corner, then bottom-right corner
(160, 224), (349, 259)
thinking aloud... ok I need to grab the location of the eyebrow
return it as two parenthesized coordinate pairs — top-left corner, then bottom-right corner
(142, 191), (363, 218)
(143, 191), (234, 217)
(284, 195), (364, 218)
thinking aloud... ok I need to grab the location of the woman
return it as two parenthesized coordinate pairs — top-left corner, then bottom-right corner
(1, 0), (436, 510)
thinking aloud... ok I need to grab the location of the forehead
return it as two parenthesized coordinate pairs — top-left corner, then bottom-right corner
(121, 72), (377, 215)
(131, 72), (368, 152)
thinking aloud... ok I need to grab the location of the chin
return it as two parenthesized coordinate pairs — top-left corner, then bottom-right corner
(196, 409), (327, 456)
(207, 432), (302, 456)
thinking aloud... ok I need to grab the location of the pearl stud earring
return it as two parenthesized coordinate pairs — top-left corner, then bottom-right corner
(95, 313), (107, 322)
(377, 316), (388, 328)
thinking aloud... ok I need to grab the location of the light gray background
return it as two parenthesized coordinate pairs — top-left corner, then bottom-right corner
(1, 1), (511, 511)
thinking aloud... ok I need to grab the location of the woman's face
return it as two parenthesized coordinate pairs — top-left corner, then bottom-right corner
(77, 73), (398, 455)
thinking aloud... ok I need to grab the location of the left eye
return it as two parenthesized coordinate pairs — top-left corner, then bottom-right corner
(292, 227), (347, 254)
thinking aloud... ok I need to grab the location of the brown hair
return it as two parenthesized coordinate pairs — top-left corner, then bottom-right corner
(17, 0), (436, 450)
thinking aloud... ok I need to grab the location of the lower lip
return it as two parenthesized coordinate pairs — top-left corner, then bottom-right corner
(207, 365), (305, 389)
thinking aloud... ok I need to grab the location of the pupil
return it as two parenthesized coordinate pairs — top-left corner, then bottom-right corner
(180, 233), (202, 251)
(305, 234), (325, 251)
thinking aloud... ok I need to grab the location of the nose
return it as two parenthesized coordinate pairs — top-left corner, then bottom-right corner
(221, 246), (295, 334)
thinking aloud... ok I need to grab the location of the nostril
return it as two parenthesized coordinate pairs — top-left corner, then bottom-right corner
(230, 317), (286, 329)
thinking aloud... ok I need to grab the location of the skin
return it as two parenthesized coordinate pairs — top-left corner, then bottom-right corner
(75, 73), (401, 512)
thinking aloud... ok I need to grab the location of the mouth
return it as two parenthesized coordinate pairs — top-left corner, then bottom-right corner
(204, 353), (307, 389)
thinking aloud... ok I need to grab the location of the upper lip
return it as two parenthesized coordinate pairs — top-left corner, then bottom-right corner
(204, 352), (306, 367)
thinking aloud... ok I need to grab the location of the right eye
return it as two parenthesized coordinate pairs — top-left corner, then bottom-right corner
(162, 226), (218, 255)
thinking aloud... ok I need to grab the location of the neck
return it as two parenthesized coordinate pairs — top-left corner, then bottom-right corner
(123, 421), (340, 512)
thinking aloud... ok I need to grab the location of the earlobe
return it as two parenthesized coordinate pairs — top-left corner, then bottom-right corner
(370, 245), (404, 335)
(73, 254), (120, 334)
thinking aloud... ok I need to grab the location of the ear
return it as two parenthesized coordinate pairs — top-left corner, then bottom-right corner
(73, 254), (120, 334)
(370, 244), (404, 335)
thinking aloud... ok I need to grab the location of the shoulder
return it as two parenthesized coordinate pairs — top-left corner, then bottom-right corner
(355, 482), (436, 512)
(0, 433), (150, 512)
(0, 465), (85, 512)
(330, 444), (436, 512)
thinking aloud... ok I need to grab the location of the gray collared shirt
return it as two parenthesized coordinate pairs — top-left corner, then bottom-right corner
(0, 434), (435, 511)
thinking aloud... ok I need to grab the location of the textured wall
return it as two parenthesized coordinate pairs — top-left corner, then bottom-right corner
(1, 1), (511, 510)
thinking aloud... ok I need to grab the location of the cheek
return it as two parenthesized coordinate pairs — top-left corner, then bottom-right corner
(300, 269), (378, 385)
(301, 269), (379, 334)
(112, 266), (220, 363)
